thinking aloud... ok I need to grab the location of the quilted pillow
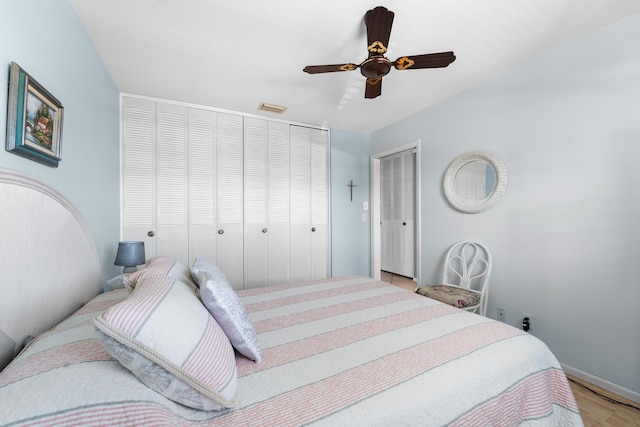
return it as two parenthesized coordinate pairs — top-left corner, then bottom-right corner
(124, 256), (197, 291)
(415, 284), (481, 309)
(191, 256), (262, 362)
(94, 275), (237, 410)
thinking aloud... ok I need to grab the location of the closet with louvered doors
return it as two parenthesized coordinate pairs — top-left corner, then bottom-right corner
(122, 99), (245, 286)
(121, 96), (329, 290)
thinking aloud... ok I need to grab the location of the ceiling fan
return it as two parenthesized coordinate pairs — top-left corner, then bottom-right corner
(303, 6), (456, 99)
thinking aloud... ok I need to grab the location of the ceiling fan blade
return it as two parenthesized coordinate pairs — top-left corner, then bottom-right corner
(303, 63), (358, 74)
(393, 52), (456, 70)
(364, 77), (382, 99)
(365, 6), (394, 56)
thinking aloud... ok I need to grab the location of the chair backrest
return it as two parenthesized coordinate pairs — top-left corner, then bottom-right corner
(440, 241), (492, 294)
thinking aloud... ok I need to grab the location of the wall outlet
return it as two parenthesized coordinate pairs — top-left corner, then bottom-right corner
(361, 213), (367, 222)
(497, 307), (505, 322)
(522, 313), (533, 331)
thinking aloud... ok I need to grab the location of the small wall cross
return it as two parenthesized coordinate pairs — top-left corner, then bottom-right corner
(347, 179), (357, 202)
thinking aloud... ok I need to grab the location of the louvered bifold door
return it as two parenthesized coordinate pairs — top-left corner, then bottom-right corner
(243, 118), (269, 288)
(216, 113), (244, 289)
(380, 150), (415, 278)
(122, 97), (157, 258)
(267, 121), (290, 286)
(390, 155), (403, 275)
(399, 151), (415, 277)
(380, 156), (392, 272)
(290, 126), (312, 282)
(188, 108), (217, 266)
(156, 103), (189, 264)
(310, 129), (329, 280)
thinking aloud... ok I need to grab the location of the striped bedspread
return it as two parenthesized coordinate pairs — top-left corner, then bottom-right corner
(0, 276), (582, 426)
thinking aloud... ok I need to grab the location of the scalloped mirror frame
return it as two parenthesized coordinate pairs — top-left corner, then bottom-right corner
(443, 151), (508, 214)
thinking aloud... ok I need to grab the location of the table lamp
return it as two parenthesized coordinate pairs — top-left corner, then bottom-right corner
(114, 241), (145, 273)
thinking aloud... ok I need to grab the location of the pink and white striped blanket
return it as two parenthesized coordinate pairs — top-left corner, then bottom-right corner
(0, 276), (582, 426)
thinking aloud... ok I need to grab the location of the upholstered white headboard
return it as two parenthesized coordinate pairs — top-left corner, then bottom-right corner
(0, 169), (102, 370)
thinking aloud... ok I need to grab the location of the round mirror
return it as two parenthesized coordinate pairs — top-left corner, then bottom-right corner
(443, 151), (508, 213)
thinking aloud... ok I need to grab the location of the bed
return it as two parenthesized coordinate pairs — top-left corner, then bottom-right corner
(0, 169), (583, 426)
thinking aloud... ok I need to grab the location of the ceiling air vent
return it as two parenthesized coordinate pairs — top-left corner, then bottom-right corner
(258, 102), (287, 114)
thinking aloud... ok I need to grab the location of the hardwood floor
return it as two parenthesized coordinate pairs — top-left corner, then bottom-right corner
(382, 272), (640, 426)
(380, 270), (416, 291)
(568, 375), (640, 427)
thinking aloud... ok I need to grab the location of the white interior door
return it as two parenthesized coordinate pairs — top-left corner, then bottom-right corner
(244, 118), (269, 288)
(156, 102), (189, 264)
(122, 98), (189, 265)
(188, 108), (218, 267)
(380, 149), (415, 278)
(122, 97), (157, 258)
(390, 155), (403, 274)
(310, 128), (329, 280)
(216, 113), (244, 289)
(290, 126), (311, 282)
(290, 126), (329, 282)
(267, 121), (291, 286)
(244, 119), (292, 288)
(380, 156), (392, 272)
(399, 151), (415, 276)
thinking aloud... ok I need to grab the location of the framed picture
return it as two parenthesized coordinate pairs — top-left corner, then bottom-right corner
(6, 62), (64, 167)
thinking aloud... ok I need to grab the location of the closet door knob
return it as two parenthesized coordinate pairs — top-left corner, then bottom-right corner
(147, 231), (155, 237)
(311, 227), (316, 232)
(262, 228), (268, 233)
(403, 222), (406, 226)
(218, 229), (224, 235)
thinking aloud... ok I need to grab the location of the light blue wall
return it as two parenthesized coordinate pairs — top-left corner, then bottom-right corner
(330, 129), (371, 277)
(0, 1), (121, 283)
(371, 12), (640, 395)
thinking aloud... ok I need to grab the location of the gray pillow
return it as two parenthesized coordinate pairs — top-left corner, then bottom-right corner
(191, 256), (262, 362)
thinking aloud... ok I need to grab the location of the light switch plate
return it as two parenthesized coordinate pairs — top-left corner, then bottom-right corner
(363, 201), (369, 211)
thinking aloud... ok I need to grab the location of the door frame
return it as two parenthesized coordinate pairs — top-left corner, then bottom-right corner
(370, 140), (422, 283)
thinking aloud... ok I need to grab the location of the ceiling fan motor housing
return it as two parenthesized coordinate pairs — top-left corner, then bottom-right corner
(360, 55), (392, 78)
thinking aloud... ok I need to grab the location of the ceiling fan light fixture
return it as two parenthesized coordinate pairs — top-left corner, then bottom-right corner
(258, 102), (287, 114)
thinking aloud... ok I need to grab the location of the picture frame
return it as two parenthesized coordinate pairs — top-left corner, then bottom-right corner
(6, 62), (64, 167)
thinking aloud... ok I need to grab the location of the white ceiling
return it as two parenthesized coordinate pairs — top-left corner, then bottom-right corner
(71, 0), (640, 134)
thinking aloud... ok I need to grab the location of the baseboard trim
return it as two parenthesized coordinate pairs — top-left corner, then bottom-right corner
(562, 363), (640, 404)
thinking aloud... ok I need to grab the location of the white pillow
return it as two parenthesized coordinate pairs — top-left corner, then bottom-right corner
(191, 256), (262, 362)
(94, 275), (237, 410)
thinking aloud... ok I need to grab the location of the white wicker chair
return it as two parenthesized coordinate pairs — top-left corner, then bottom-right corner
(416, 241), (492, 316)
